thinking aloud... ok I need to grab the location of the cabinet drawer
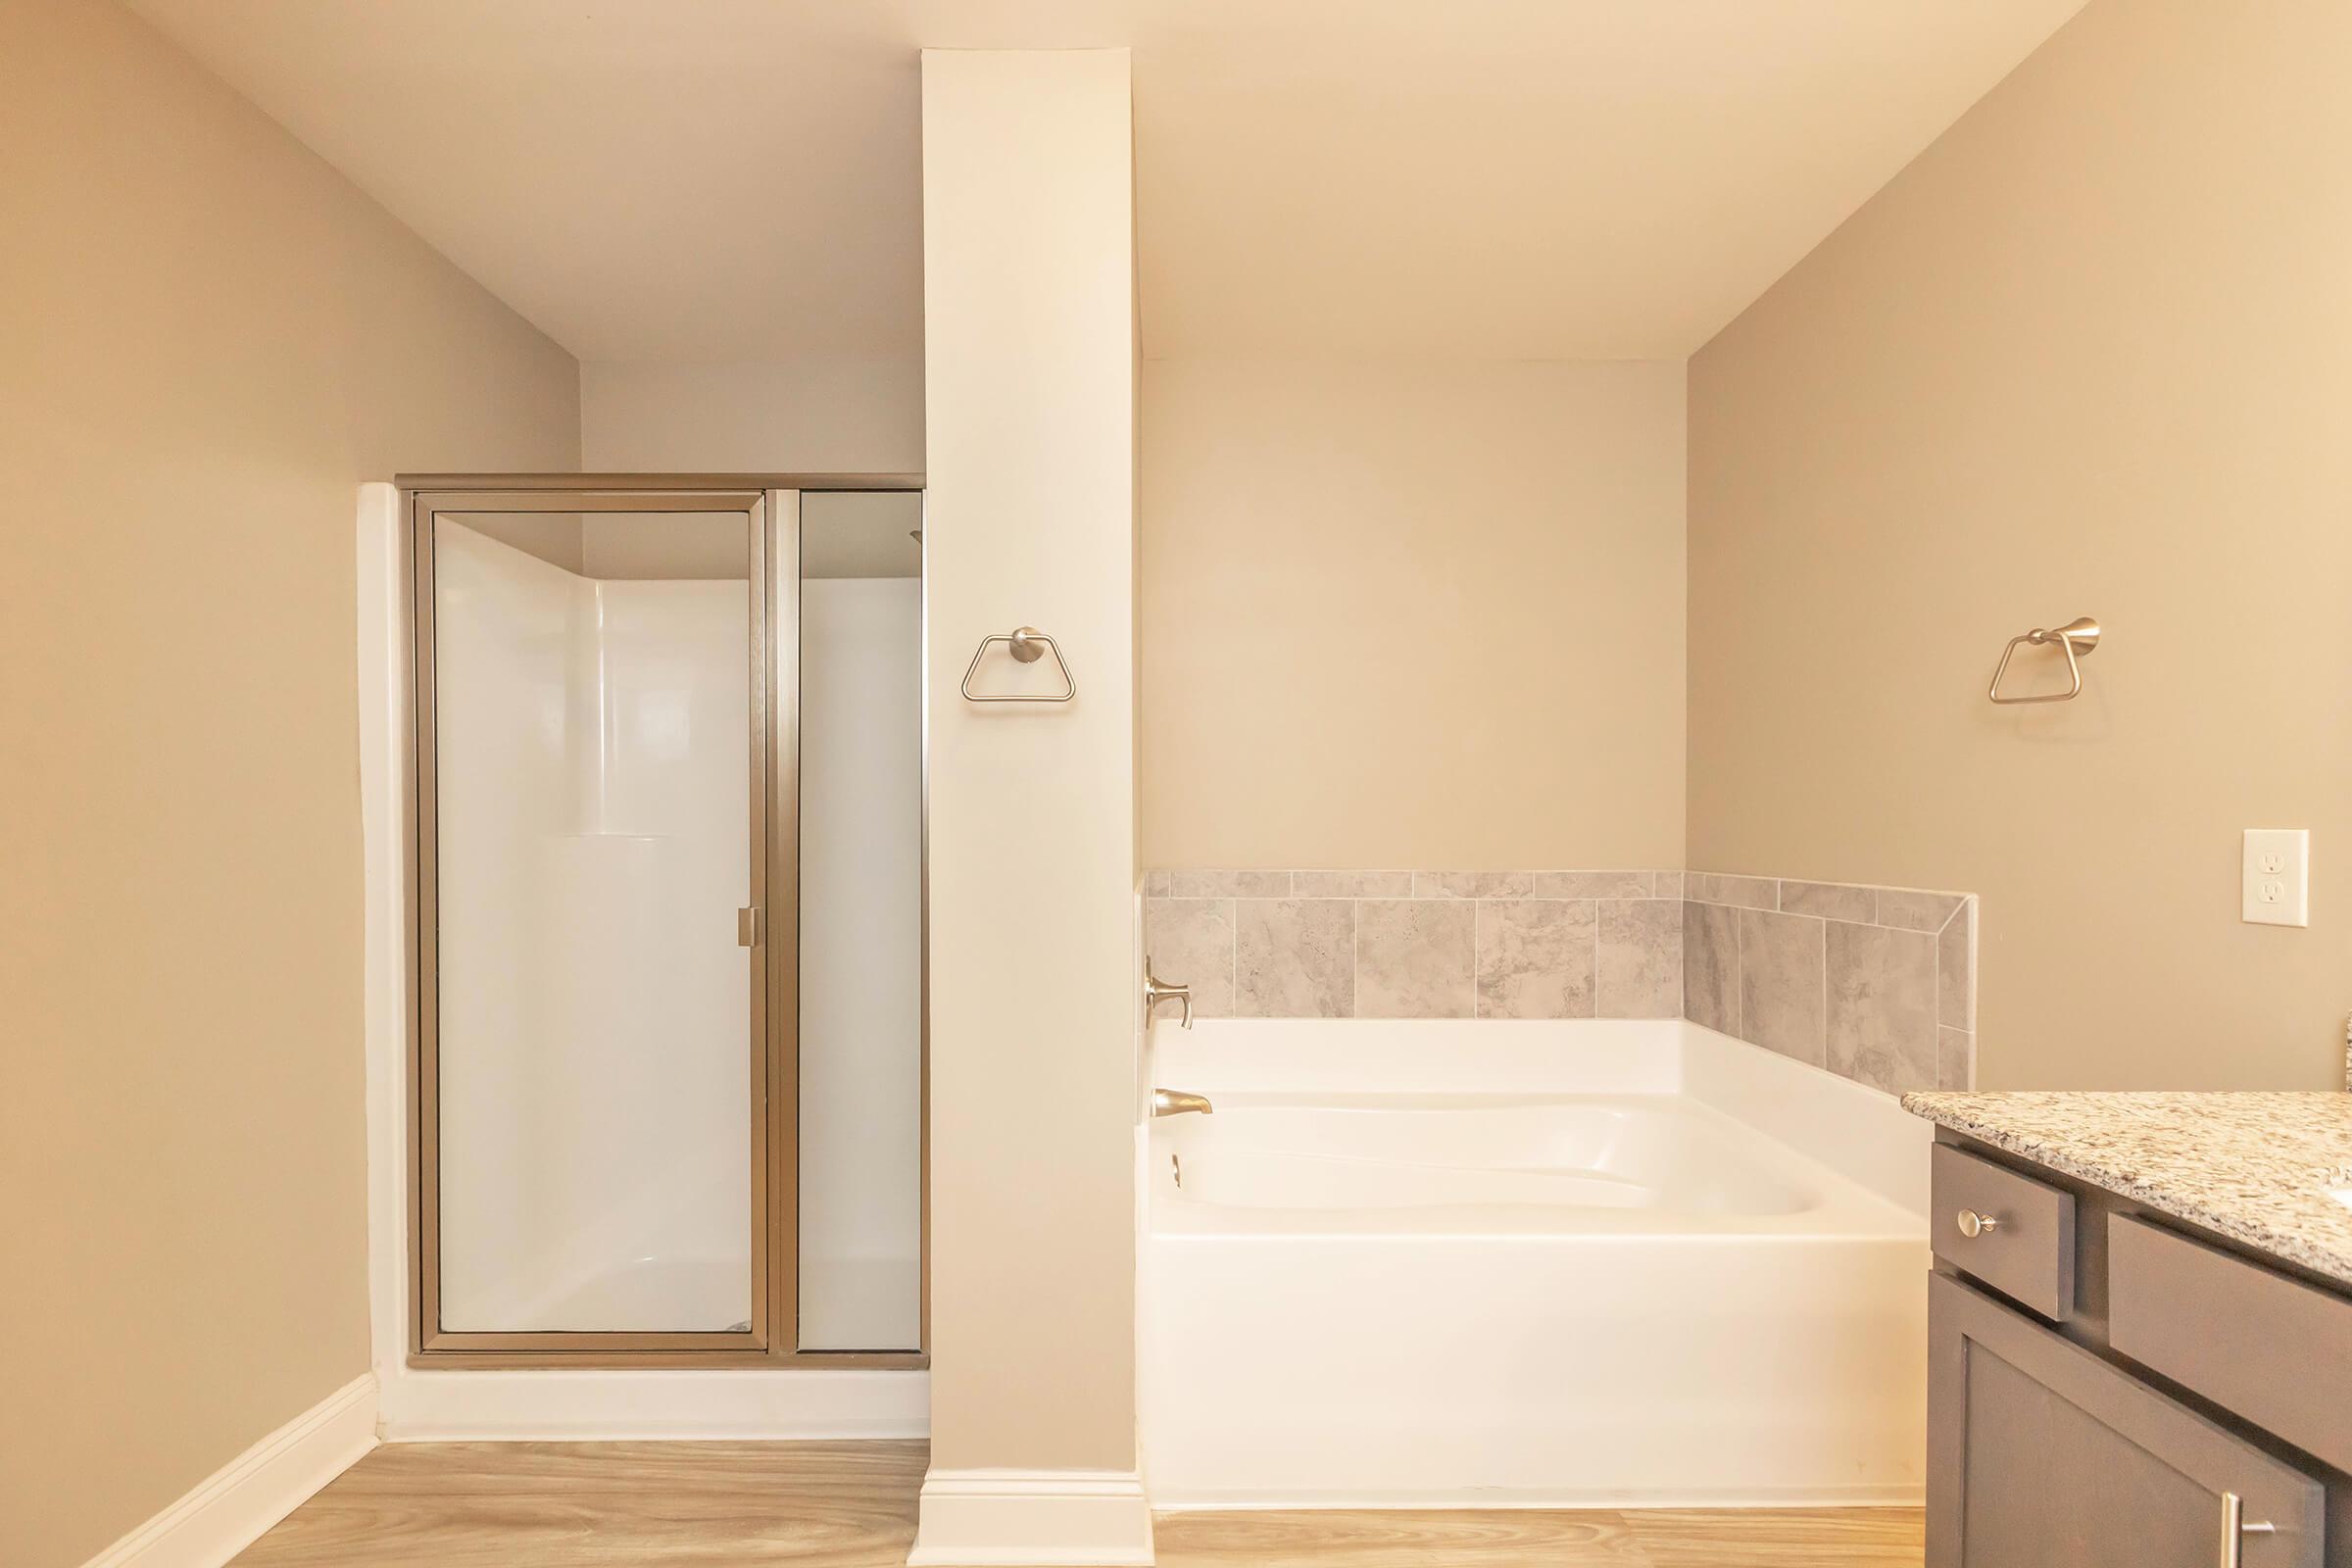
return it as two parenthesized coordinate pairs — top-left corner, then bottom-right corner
(1932, 1143), (2076, 1320)
(2111, 1215), (2352, 1473)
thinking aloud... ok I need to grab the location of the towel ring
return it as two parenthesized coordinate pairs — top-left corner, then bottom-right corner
(961, 626), (1075, 704)
(1988, 615), (2100, 705)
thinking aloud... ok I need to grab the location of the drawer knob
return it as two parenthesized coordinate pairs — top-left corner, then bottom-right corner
(1956, 1208), (2000, 1238)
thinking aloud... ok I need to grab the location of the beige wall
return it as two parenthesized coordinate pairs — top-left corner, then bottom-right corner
(916, 39), (1140, 1508)
(1688, 0), (2352, 1090)
(1142, 360), (1687, 871)
(578, 357), (923, 472)
(0, 3), (580, 1563)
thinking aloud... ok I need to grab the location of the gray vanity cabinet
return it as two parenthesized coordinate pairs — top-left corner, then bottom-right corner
(1930, 1273), (2325, 1565)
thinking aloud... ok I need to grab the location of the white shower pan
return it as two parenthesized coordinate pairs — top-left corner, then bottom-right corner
(1142, 1017), (1931, 1509)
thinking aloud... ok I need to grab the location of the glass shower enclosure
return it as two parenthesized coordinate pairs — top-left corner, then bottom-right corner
(402, 477), (924, 1364)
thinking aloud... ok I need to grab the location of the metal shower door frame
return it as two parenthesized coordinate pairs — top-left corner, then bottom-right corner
(399, 473), (926, 1369)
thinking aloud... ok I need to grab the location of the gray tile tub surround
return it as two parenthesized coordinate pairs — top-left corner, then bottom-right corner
(1681, 875), (1978, 1094)
(1138, 896), (1238, 1016)
(1478, 899), (1596, 1020)
(1237, 898), (1354, 1018)
(1357, 899), (1476, 1018)
(1141, 870), (1684, 1019)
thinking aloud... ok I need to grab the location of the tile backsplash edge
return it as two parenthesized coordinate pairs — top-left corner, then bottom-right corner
(1680, 871), (1977, 1095)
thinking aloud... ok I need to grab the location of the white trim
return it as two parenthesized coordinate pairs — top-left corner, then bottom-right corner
(81, 1375), (377, 1568)
(356, 487), (929, 1443)
(379, 1367), (929, 1442)
(355, 483), (413, 1404)
(907, 1469), (1154, 1566)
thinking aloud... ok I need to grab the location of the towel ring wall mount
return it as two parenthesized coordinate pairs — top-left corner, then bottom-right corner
(1988, 615), (2101, 705)
(961, 625), (1076, 704)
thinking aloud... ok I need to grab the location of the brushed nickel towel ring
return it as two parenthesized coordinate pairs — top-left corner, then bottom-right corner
(961, 625), (1075, 703)
(1989, 615), (2101, 705)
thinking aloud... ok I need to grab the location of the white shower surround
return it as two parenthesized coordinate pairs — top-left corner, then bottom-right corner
(432, 520), (755, 1333)
(1142, 1017), (1931, 1508)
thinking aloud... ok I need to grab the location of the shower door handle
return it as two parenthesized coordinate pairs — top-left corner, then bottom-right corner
(2220, 1494), (2276, 1567)
(738, 906), (762, 948)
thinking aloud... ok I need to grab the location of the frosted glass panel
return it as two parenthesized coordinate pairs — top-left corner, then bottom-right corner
(431, 512), (754, 1334)
(798, 493), (924, 1349)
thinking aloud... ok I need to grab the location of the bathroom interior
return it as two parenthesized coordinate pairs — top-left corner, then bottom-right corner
(9, 2), (2352, 1566)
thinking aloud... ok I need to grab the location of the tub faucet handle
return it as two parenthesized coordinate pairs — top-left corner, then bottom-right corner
(1144, 962), (1193, 1029)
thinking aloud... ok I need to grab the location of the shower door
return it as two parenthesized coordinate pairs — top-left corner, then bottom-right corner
(405, 479), (924, 1365)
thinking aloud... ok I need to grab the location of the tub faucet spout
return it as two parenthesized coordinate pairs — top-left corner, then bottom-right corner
(1152, 1088), (1214, 1118)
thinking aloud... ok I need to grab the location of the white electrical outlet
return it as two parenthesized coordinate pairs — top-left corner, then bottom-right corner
(2242, 828), (2310, 927)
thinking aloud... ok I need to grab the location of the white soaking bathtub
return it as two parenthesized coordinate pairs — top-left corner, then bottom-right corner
(1141, 1018), (1932, 1510)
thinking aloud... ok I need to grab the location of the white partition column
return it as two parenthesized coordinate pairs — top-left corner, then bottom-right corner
(913, 48), (1147, 1568)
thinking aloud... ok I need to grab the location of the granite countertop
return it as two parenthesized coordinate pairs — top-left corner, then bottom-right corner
(1901, 1091), (2352, 1290)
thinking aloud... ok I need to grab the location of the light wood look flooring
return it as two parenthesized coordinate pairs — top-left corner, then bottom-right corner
(232, 1441), (1924, 1566)
(1157, 1506), (1923, 1566)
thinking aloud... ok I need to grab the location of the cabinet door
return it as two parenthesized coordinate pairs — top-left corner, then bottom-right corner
(1929, 1273), (2324, 1568)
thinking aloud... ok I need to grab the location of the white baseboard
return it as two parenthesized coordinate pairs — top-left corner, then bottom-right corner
(907, 1468), (1154, 1566)
(378, 1366), (929, 1442)
(82, 1374), (377, 1568)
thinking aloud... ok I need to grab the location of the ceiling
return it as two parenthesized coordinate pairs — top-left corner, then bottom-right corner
(128, 0), (2086, 363)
